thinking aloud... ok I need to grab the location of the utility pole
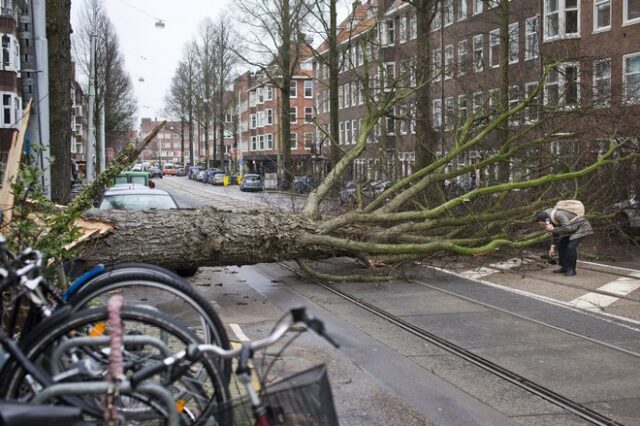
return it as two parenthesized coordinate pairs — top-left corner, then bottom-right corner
(31, 0), (51, 196)
(99, 97), (106, 172)
(86, 32), (96, 182)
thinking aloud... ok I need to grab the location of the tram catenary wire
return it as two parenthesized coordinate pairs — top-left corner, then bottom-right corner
(277, 261), (626, 426)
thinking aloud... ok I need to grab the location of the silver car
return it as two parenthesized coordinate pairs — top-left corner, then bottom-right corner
(98, 187), (178, 210)
(240, 174), (263, 192)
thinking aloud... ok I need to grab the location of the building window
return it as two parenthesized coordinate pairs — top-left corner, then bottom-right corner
(386, 110), (395, 135)
(304, 80), (313, 98)
(624, 0), (640, 25)
(432, 49), (441, 80)
(444, 0), (454, 26)
(489, 29), (500, 68)
(458, 39), (468, 76)
(290, 107), (297, 123)
(399, 15), (407, 44)
(258, 135), (264, 150)
(544, 63), (580, 107)
(432, 3), (442, 30)
(338, 84), (344, 109)
(290, 132), (297, 149)
(623, 52), (640, 103)
(251, 136), (257, 151)
(458, 0), (467, 20)
(508, 86), (521, 126)
(267, 109), (273, 124)
(399, 107), (407, 135)
(410, 14), (417, 40)
(432, 99), (442, 127)
(444, 45), (454, 79)
(509, 22), (519, 64)
(351, 119), (358, 144)
(525, 82), (539, 123)
(473, 91), (483, 116)
(458, 95), (468, 124)
(304, 107), (313, 123)
(290, 81), (297, 98)
(444, 97), (455, 130)
(267, 134), (273, 149)
(385, 62), (396, 91)
(345, 82), (351, 106)
(473, 0), (482, 15)
(339, 121), (344, 144)
(593, 58), (611, 105)
(473, 34), (483, 73)
(304, 132), (313, 149)
(594, 0), (611, 31)
(525, 16), (539, 60)
(544, 0), (579, 40)
(345, 120), (351, 143)
(250, 114), (256, 129)
(385, 20), (395, 45)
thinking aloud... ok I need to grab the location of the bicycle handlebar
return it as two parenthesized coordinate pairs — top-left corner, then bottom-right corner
(130, 307), (338, 387)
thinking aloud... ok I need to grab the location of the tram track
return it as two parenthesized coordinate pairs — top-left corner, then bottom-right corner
(277, 261), (632, 426)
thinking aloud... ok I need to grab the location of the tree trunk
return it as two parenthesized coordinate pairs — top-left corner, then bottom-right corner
(46, 0), (73, 203)
(78, 208), (328, 269)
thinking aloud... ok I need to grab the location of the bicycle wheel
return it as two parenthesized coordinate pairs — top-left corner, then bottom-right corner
(65, 264), (231, 380)
(2, 305), (230, 426)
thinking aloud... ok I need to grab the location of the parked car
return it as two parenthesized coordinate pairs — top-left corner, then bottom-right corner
(211, 172), (226, 185)
(240, 174), (263, 192)
(188, 166), (202, 180)
(292, 175), (317, 193)
(175, 167), (188, 177)
(98, 187), (178, 210)
(203, 169), (223, 184)
(111, 171), (151, 187)
(195, 170), (207, 182)
(131, 163), (144, 172)
(162, 164), (177, 176)
(148, 167), (163, 179)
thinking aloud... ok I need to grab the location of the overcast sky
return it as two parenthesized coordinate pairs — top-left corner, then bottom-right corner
(71, 0), (232, 126)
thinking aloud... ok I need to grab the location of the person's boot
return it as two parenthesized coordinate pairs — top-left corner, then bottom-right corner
(564, 269), (577, 277)
(553, 268), (566, 273)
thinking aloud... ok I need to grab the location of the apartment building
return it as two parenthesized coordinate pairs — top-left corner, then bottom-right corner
(0, 0), (25, 162)
(234, 62), (316, 177)
(140, 118), (188, 166)
(70, 63), (87, 165)
(313, 0), (640, 192)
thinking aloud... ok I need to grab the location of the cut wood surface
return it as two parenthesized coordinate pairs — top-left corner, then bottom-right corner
(0, 100), (32, 225)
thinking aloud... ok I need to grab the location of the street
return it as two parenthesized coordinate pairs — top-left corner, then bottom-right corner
(152, 176), (640, 425)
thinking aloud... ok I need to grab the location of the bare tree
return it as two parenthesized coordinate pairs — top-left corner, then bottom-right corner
(234, 0), (312, 188)
(72, 0), (136, 166)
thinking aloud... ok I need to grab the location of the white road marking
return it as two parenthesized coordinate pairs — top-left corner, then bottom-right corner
(568, 273), (640, 311)
(460, 258), (532, 280)
(230, 323), (250, 342)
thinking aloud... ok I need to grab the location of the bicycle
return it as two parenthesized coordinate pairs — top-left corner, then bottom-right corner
(128, 306), (340, 426)
(0, 235), (231, 379)
(0, 243), (230, 424)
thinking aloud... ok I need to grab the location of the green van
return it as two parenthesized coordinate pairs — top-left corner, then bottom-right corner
(111, 171), (152, 187)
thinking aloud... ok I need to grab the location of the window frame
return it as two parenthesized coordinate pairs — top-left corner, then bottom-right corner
(289, 81), (297, 98)
(623, 52), (640, 104)
(473, 34), (484, 73)
(525, 16), (539, 60)
(593, 0), (611, 32)
(544, 0), (581, 41)
(593, 58), (611, 106)
(623, 0), (640, 25)
(304, 80), (313, 98)
(289, 106), (297, 124)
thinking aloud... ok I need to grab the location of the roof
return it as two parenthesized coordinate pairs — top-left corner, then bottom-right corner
(103, 187), (171, 196)
(317, 0), (380, 54)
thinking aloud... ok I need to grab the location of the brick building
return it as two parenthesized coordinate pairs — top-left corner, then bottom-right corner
(311, 0), (640, 195)
(139, 118), (188, 166)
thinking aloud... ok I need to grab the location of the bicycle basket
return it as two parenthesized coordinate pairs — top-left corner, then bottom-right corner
(209, 364), (339, 426)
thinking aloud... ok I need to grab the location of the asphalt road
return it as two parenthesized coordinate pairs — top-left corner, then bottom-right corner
(150, 176), (640, 425)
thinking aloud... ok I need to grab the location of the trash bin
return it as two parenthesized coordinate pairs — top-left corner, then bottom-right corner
(223, 175), (229, 186)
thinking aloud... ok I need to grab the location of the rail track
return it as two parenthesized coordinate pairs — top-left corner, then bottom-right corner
(278, 260), (636, 426)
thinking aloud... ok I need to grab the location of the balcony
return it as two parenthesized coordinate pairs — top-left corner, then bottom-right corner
(0, 7), (16, 20)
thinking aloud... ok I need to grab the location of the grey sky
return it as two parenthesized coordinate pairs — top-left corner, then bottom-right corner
(71, 0), (232, 125)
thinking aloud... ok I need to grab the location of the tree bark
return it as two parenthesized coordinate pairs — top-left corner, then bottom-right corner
(47, 0), (73, 203)
(78, 208), (328, 269)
